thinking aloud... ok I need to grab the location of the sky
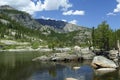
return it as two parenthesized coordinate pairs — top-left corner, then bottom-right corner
(0, 0), (120, 29)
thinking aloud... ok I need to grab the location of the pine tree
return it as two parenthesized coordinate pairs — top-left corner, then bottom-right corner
(94, 21), (112, 50)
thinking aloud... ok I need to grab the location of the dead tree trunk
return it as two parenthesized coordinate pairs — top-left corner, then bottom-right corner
(117, 40), (120, 54)
(117, 40), (120, 66)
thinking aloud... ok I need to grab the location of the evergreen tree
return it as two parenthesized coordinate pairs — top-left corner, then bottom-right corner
(94, 21), (112, 50)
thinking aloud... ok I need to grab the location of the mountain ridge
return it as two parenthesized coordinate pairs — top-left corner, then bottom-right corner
(0, 5), (90, 33)
(0, 5), (92, 47)
(35, 19), (90, 33)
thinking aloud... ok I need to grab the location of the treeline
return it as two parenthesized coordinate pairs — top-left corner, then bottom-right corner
(92, 21), (120, 50)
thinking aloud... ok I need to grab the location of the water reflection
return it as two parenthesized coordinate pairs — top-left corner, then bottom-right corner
(4, 53), (16, 68)
(0, 52), (120, 80)
(27, 62), (94, 80)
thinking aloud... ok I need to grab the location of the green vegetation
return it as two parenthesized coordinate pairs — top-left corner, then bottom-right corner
(31, 41), (40, 49)
(1, 9), (29, 15)
(92, 21), (120, 50)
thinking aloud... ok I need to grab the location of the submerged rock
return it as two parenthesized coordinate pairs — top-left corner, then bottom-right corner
(65, 78), (78, 80)
(73, 66), (80, 70)
(91, 56), (117, 69)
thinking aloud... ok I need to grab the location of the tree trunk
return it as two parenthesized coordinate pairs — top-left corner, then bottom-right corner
(117, 40), (120, 53)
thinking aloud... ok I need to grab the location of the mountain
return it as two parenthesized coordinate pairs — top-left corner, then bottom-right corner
(0, 5), (43, 30)
(36, 19), (89, 33)
(0, 5), (92, 48)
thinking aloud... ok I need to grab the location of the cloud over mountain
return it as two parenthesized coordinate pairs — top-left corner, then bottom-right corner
(69, 20), (77, 24)
(0, 0), (72, 14)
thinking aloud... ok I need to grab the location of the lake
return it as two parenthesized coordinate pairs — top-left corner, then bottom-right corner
(0, 51), (120, 80)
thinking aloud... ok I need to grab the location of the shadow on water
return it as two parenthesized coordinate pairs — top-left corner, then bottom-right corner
(0, 52), (120, 80)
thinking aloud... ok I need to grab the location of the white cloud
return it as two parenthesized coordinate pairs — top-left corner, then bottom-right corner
(63, 10), (85, 16)
(42, 0), (72, 11)
(0, 0), (72, 14)
(106, 0), (120, 16)
(41, 16), (55, 20)
(62, 19), (67, 22)
(69, 20), (77, 24)
(63, 10), (73, 15)
(107, 12), (116, 16)
(114, 0), (120, 13)
(0, 0), (42, 14)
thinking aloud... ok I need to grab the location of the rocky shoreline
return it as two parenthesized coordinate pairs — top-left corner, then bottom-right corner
(1, 45), (119, 75)
(32, 46), (95, 61)
(31, 46), (120, 76)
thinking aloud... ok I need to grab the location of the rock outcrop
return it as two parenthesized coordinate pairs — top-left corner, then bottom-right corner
(81, 47), (95, 59)
(50, 53), (82, 61)
(32, 53), (83, 62)
(74, 46), (95, 60)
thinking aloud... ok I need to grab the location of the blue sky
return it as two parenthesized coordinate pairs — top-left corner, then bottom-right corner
(0, 0), (120, 29)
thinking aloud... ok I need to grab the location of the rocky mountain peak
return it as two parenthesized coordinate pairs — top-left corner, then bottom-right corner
(0, 5), (15, 10)
(35, 19), (89, 33)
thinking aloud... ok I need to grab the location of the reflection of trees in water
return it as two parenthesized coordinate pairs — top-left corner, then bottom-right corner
(0, 52), (49, 80)
(0, 60), (65, 80)
(48, 65), (57, 78)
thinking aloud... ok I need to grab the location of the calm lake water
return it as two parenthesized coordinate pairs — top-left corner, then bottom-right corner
(0, 51), (120, 80)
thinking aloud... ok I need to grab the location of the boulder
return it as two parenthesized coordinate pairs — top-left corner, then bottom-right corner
(95, 68), (116, 75)
(91, 56), (117, 68)
(74, 46), (81, 51)
(73, 46), (81, 56)
(32, 56), (49, 61)
(109, 50), (118, 59)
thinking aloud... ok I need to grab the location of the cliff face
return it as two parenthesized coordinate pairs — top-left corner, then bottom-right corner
(36, 19), (89, 33)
